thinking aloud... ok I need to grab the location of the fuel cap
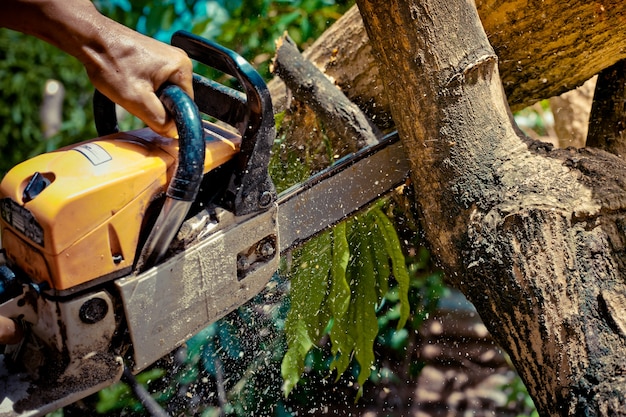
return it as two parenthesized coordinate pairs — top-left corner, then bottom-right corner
(23, 172), (51, 203)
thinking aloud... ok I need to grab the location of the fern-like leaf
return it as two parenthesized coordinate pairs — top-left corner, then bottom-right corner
(371, 207), (410, 329)
(281, 232), (332, 396)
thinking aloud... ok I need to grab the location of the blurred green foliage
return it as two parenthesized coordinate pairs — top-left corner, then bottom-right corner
(0, 30), (96, 176)
(213, 0), (351, 77)
(97, 368), (167, 413)
(514, 99), (556, 140)
(96, 0), (352, 79)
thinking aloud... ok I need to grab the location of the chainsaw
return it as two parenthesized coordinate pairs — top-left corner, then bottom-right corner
(0, 31), (409, 416)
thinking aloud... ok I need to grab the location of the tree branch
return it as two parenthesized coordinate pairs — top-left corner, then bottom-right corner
(269, 2), (626, 122)
(271, 34), (379, 152)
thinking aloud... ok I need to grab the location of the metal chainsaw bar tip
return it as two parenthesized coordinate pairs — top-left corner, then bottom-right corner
(277, 131), (409, 254)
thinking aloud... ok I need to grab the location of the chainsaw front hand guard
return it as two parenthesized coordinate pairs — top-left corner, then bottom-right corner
(171, 31), (276, 216)
(133, 85), (205, 271)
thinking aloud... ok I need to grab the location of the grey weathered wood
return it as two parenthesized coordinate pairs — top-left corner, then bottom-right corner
(272, 34), (379, 153)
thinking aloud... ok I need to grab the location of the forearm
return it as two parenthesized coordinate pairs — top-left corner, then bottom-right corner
(1, 0), (194, 136)
(0, 0), (111, 65)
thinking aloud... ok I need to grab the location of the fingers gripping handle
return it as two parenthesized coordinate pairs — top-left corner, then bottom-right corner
(92, 86), (205, 203)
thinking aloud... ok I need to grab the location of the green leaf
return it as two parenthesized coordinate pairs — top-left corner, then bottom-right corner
(277, 11), (302, 31)
(295, 231), (332, 340)
(349, 220), (379, 395)
(201, 340), (218, 376)
(186, 325), (214, 361)
(96, 382), (134, 413)
(389, 328), (409, 350)
(281, 232), (332, 396)
(135, 368), (167, 385)
(367, 215), (391, 300)
(328, 308), (354, 379)
(371, 207), (410, 329)
(281, 318), (313, 396)
(329, 221), (351, 318)
(95, 368), (165, 413)
(328, 218), (359, 378)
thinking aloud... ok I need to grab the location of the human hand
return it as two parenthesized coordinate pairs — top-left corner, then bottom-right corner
(82, 22), (194, 137)
(0, 0), (194, 138)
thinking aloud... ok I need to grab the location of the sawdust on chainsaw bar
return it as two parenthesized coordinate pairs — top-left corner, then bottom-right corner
(14, 351), (122, 413)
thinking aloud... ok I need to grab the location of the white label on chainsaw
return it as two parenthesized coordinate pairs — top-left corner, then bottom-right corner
(73, 143), (112, 165)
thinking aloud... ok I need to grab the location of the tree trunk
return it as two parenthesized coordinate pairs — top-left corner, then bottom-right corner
(356, 0), (626, 415)
(270, 2), (626, 122)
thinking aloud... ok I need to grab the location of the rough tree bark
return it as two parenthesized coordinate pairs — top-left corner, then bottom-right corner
(269, 2), (626, 123)
(272, 34), (379, 153)
(355, 0), (626, 415)
(587, 60), (626, 156)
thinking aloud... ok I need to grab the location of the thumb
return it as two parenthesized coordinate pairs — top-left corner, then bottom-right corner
(140, 92), (179, 138)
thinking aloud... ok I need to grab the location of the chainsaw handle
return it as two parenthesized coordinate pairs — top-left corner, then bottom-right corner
(92, 69), (250, 139)
(93, 89), (118, 136)
(136, 84), (205, 272)
(93, 86), (204, 203)
(171, 31), (276, 216)
(170, 32), (270, 140)
(158, 85), (205, 202)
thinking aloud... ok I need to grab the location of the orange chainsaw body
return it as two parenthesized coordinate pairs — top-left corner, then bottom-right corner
(0, 124), (239, 291)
